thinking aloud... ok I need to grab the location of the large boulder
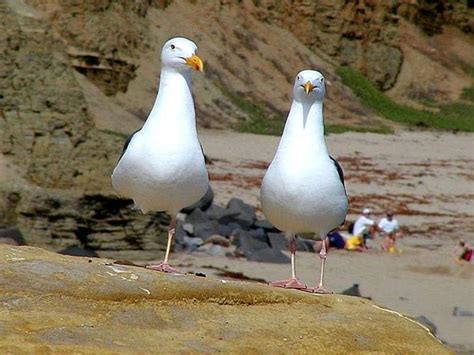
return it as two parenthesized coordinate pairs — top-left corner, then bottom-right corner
(218, 198), (256, 229)
(0, 245), (449, 353)
(236, 230), (290, 264)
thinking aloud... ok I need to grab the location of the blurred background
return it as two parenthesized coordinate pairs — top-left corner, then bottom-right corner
(0, 0), (473, 352)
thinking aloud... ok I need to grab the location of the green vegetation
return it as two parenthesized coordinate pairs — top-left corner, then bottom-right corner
(239, 115), (285, 136)
(219, 85), (285, 136)
(336, 66), (474, 132)
(221, 85), (391, 136)
(461, 85), (474, 103)
(326, 124), (393, 135)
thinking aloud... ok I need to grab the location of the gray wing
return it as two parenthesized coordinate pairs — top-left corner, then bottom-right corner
(200, 143), (212, 164)
(117, 129), (140, 163)
(329, 155), (346, 194)
(329, 155), (348, 228)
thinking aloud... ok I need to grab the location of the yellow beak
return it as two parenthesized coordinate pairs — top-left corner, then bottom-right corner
(185, 54), (204, 72)
(303, 81), (315, 95)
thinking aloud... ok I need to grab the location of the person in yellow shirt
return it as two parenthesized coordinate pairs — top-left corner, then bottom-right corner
(345, 235), (364, 251)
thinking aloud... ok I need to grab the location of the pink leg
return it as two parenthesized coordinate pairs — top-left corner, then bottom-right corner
(306, 238), (333, 294)
(270, 233), (307, 290)
(146, 216), (182, 274)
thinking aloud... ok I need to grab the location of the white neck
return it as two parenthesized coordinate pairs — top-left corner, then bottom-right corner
(279, 99), (328, 155)
(142, 68), (196, 134)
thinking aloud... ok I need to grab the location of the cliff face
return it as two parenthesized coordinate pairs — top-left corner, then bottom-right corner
(252, 0), (473, 93)
(0, 0), (122, 190)
(0, 0), (472, 253)
(252, 0), (402, 91)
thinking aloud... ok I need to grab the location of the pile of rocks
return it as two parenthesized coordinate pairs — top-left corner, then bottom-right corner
(176, 193), (316, 264)
(0, 187), (316, 264)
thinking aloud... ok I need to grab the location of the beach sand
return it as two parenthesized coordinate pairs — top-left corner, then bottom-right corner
(167, 130), (474, 351)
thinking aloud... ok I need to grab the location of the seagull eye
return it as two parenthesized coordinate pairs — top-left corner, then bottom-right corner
(297, 75), (300, 80)
(171, 44), (175, 50)
(320, 77), (324, 83)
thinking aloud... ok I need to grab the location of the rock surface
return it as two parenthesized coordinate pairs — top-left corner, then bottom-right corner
(0, 245), (450, 353)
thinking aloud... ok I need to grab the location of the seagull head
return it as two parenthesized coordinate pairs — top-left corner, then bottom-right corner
(292, 70), (326, 102)
(161, 37), (203, 73)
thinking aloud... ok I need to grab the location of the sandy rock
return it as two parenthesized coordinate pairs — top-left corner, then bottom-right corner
(204, 234), (231, 247)
(0, 245), (449, 353)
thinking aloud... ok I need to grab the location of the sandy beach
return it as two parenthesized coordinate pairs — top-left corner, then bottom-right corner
(166, 130), (474, 351)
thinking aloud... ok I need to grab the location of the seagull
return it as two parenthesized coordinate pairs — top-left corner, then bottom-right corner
(260, 70), (348, 293)
(111, 37), (208, 274)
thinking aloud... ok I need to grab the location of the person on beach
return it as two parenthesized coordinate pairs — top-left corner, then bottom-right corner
(345, 234), (365, 252)
(378, 211), (403, 251)
(454, 239), (473, 263)
(353, 208), (377, 247)
(328, 229), (346, 250)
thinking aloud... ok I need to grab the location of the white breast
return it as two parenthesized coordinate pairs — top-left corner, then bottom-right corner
(112, 130), (208, 214)
(261, 152), (347, 234)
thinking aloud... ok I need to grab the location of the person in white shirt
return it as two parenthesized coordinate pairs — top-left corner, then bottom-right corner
(378, 211), (400, 236)
(378, 211), (403, 251)
(353, 208), (376, 246)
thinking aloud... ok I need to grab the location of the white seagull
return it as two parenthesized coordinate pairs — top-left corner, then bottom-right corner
(111, 37), (208, 273)
(261, 70), (348, 293)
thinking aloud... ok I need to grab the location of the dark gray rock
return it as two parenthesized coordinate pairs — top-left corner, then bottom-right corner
(253, 219), (276, 231)
(237, 230), (289, 264)
(204, 204), (227, 221)
(216, 224), (233, 237)
(182, 235), (204, 252)
(235, 230), (268, 250)
(227, 222), (243, 234)
(181, 186), (214, 214)
(452, 307), (474, 317)
(247, 248), (291, 263)
(247, 248), (291, 264)
(58, 246), (99, 257)
(415, 316), (437, 335)
(268, 233), (313, 252)
(218, 198), (256, 229)
(0, 228), (26, 246)
(174, 222), (187, 246)
(341, 283), (362, 297)
(185, 208), (210, 225)
(182, 223), (194, 234)
(268, 232), (287, 250)
(216, 212), (241, 227)
(249, 228), (267, 242)
(193, 220), (221, 241)
(227, 198), (256, 218)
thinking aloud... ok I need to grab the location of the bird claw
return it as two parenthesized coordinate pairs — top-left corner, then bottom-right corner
(146, 262), (182, 274)
(270, 277), (307, 290)
(304, 285), (333, 294)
